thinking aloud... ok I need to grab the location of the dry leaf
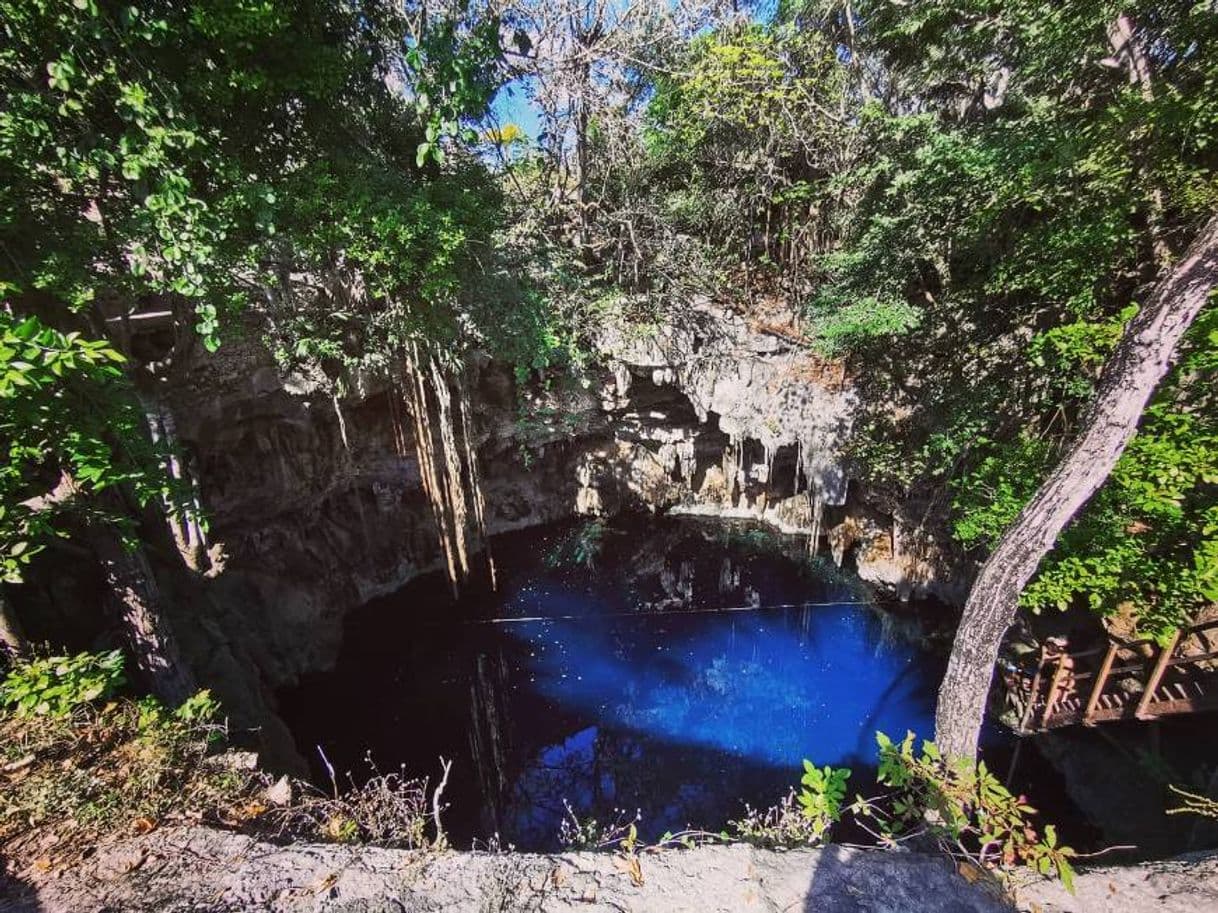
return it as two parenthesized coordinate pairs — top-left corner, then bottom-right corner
(131, 816), (157, 836)
(629, 856), (644, 887)
(240, 801), (268, 819)
(957, 860), (985, 885)
(312, 873), (339, 894)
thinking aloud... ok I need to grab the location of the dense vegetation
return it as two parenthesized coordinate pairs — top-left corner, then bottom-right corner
(494, 0), (1218, 641)
(1, 0), (1216, 846)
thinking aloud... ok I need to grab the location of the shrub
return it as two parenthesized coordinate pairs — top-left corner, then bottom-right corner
(558, 801), (642, 851)
(0, 649), (126, 716)
(269, 757), (435, 850)
(852, 732), (1077, 892)
(0, 684), (255, 857)
(731, 763), (851, 848)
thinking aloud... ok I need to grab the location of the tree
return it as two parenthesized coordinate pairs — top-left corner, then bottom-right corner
(0, 590), (25, 658)
(0, 0), (516, 692)
(787, 1), (1217, 756)
(935, 214), (1218, 761)
(0, 310), (197, 698)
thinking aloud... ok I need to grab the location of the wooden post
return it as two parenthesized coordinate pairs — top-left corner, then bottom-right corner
(1041, 654), (1070, 728)
(1136, 629), (1182, 719)
(1083, 641), (1119, 725)
(1018, 649), (1048, 733)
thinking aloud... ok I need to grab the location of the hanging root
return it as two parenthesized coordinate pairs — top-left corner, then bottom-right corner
(457, 373), (498, 589)
(429, 355), (471, 580)
(402, 345), (497, 595)
(405, 345), (460, 595)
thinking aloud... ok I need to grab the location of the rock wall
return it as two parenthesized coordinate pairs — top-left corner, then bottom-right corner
(586, 299), (970, 603)
(11, 304), (969, 771)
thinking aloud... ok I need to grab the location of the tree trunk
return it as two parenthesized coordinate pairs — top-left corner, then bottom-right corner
(0, 586), (29, 659)
(934, 214), (1218, 762)
(86, 519), (196, 706)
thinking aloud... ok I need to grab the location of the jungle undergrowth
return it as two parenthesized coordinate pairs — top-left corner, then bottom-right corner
(0, 650), (450, 872)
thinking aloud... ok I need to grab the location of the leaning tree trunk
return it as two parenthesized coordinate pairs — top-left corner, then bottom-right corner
(0, 587), (29, 659)
(934, 215), (1218, 762)
(86, 518), (196, 706)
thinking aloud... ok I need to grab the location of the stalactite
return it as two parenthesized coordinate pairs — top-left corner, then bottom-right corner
(831, 529), (848, 568)
(613, 363), (631, 402)
(722, 439), (736, 506)
(677, 438), (695, 490)
(763, 442), (775, 506)
(723, 434), (746, 507)
(735, 436), (745, 508)
(808, 489), (824, 557)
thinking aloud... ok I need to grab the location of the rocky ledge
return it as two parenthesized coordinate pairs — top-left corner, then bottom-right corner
(2, 827), (1215, 913)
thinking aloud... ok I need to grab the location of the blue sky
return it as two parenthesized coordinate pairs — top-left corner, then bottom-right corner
(490, 76), (544, 140)
(485, 1), (779, 141)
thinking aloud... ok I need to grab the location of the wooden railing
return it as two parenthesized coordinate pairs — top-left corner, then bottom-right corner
(1000, 618), (1218, 733)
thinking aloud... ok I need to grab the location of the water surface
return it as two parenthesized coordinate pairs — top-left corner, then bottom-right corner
(280, 516), (944, 849)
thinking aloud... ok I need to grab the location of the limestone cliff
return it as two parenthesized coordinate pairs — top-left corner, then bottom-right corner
(10, 303), (969, 771)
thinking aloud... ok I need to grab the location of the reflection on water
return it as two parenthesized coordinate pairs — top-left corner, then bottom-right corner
(280, 517), (944, 849)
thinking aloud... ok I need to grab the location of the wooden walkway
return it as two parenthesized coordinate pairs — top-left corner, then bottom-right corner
(1000, 618), (1218, 733)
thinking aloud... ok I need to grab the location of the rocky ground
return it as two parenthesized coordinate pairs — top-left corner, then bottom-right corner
(2, 828), (1215, 913)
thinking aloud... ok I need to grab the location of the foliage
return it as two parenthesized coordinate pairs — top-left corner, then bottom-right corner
(0, 650), (446, 868)
(0, 0), (509, 351)
(796, 0), (1218, 636)
(1, 662), (248, 859)
(0, 649), (126, 716)
(797, 760), (851, 834)
(544, 519), (607, 571)
(731, 761), (850, 848)
(0, 312), (189, 583)
(700, 730), (1077, 892)
(558, 801), (643, 852)
(952, 310), (1218, 636)
(0, 0), (567, 622)
(495, 0), (1215, 652)
(556, 801), (727, 861)
(852, 732), (1077, 892)
(641, 19), (851, 303)
(952, 435), (1053, 550)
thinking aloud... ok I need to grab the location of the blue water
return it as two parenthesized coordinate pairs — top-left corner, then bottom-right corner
(280, 517), (943, 849)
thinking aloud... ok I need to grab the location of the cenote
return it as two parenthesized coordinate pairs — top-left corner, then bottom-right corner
(281, 515), (951, 850)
